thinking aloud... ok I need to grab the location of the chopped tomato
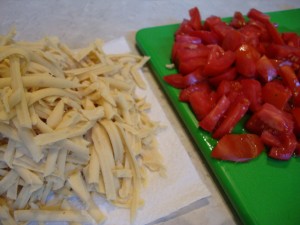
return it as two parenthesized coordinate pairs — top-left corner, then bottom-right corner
(266, 43), (300, 65)
(208, 67), (237, 87)
(176, 19), (194, 35)
(222, 29), (245, 51)
(199, 95), (231, 132)
(247, 8), (284, 45)
(203, 15), (222, 31)
(189, 7), (202, 30)
(189, 30), (220, 45)
(211, 133), (265, 162)
(179, 82), (211, 102)
(164, 7), (300, 162)
(177, 57), (207, 75)
(262, 80), (292, 111)
(254, 103), (294, 133)
(268, 133), (297, 160)
(188, 90), (217, 121)
(212, 95), (250, 139)
(256, 55), (277, 82)
(240, 79), (263, 112)
(230, 11), (246, 29)
(291, 108), (300, 137)
(203, 45), (235, 76)
(279, 65), (300, 96)
(163, 68), (205, 89)
(235, 44), (260, 77)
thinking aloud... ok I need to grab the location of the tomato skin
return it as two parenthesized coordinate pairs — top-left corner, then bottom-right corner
(211, 133), (265, 162)
(163, 68), (206, 89)
(212, 96), (250, 139)
(279, 65), (300, 96)
(175, 34), (202, 44)
(175, 45), (210, 63)
(189, 7), (202, 30)
(176, 19), (194, 35)
(179, 82), (211, 102)
(203, 45), (235, 76)
(247, 8), (284, 45)
(235, 44), (260, 77)
(282, 32), (300, 47)
(266, 43), (300, 65)
(255, 103), (294, 133)
(216, 80), (242, 100)
(199, 95), (231, 132)
(203, 15), (222, 31)
(268, 133), (297, 160)
(256, 55), (277, 82)
(189, 91), (217, 121)
(211, 22), (234, 41)
(208, 67), (237, 87)
(240, 79), (263, 112)
(291, 108), (300, 137)
(189, 30), (220, 45)
(260, 130), (282, 147)
(245, 113), (266, 135)
(230, 11), (246, 29)
(262, 80), (292, 111)
(178, 57), (207, 75)
(222, 29), (245, 51)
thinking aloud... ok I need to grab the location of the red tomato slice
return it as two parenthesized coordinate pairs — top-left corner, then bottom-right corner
(179, 81), (211, 102)
(266, 43), (300, 65)
(208, 67), (237, 87)
(222, 29), (245, 51)
(176, 19), (194, 35)
(212, 95), (250, 139)
(247, 8), (284, 45)
(203, 45), (235, 76)
(268, 133), (297, 160)
(175, 45), (210, 63)
(199, 95), (231, 132)
(211, 22), (234, 41)
(189, 30), (220, 45)
(189, 90), (217, 121)
(240, 79), (263, 112)
(279, 65), (300, 96)
(260, 130), (282, 147)
(245, 113), (266, 135)
(255, 103), (294, 133)
(291, 108), (300, 137)
(163, 68), (205, 89)
(175, 34), (202, 44)
(262, 80), (292, 111)
(282, 32), (300, 47)
(230, 11), (246, 29)
(178, 57), (207, 75)
(189, 7), (202, 30)
(211, 133), (265, 162)
(256, 55), (278, 82)
(216, 80), (243, 99)
(235, 44), (261, 77)
(203, 15), (222, 31)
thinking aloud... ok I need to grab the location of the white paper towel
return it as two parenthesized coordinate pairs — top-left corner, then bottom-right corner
(99, 37), (211, 225)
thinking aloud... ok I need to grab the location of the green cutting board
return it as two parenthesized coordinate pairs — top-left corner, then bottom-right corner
(136, 8), (300, 225)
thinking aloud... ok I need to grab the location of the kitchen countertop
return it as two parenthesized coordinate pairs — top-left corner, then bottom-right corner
(1, 1), (300, 225)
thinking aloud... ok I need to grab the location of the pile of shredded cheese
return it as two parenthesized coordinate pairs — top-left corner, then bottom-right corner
(0, 28), (165, 224)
